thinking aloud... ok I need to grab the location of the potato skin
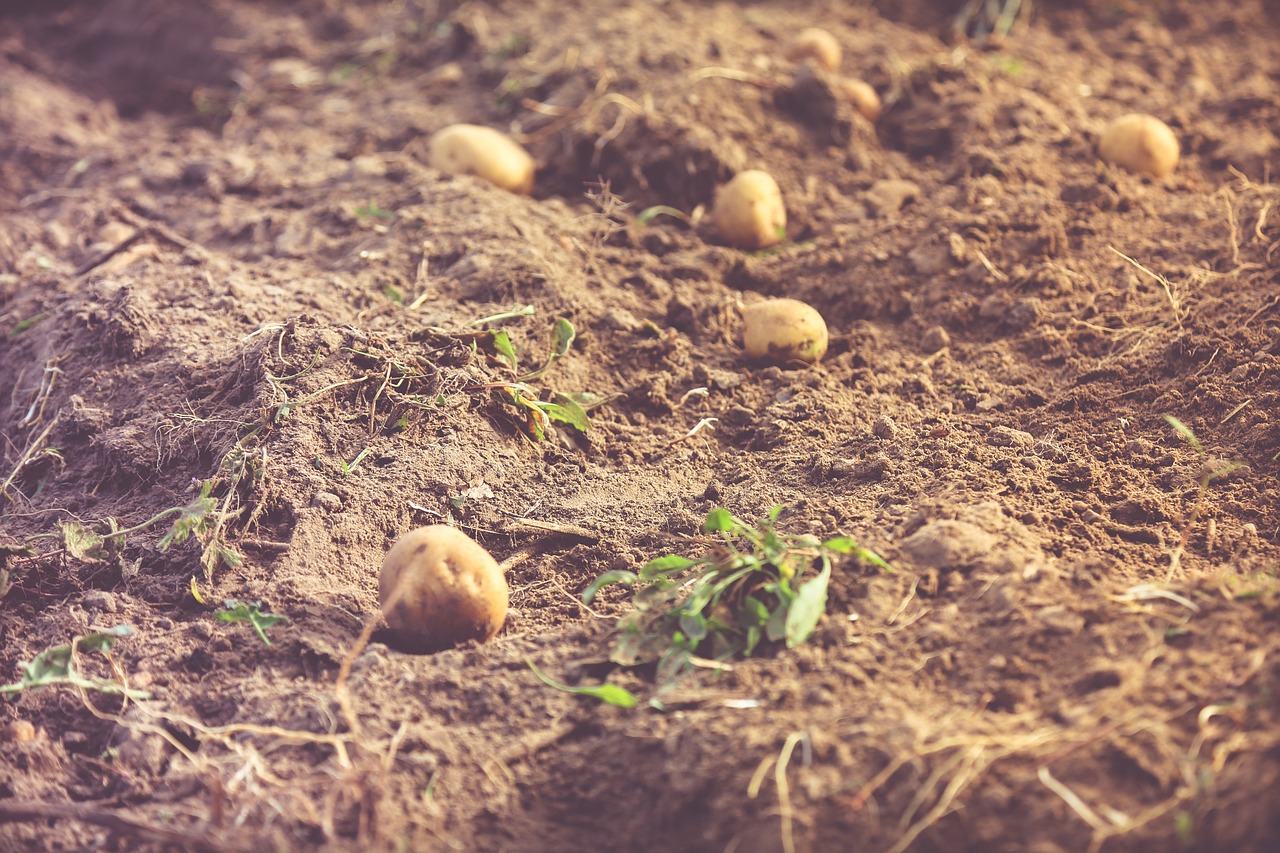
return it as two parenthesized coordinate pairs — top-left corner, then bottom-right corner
(712, 170), (787, 250)
(742, 298), (829, 364)
(379, 525), (509, 653)
(1098, 113), (1179, 178)
(839, 78), (882, 122)
(428, 123), (535, 194)
(784, 27), (842, 72)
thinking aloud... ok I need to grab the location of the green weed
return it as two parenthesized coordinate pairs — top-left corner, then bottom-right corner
(585, 507), (888, 690)
(217, 600), (287, 646)
(0, 626), (148, 699)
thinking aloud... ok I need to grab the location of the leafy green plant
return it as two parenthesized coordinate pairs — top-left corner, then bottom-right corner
(585, 507), (888, 689)
(217, 600), (287, 646)
(476, 316), (611, 441)
(1, 626), (148, 699)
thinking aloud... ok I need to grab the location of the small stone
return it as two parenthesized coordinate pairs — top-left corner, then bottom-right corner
(921, 325), (950, 354)
(312, 491), (342, 512)
(6, 720), (37, 742)
(82, 590), (119, 614)
(1035, 605), (1085, 635)
(979, 293), (1011, 320)
(987, 426), (1034, 448)
(872, 414), (898, 440)
(864, 179), (920, 217)
(1005, 298), (1043, 330)
(855, 454), (892, 480)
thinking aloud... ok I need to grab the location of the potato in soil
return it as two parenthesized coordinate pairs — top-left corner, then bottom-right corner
(784, 27), (842, 71)
(712, 170), (787, 250)
(428, 123), (535, 194)
(742, 298), (829, 364)
(379, 525), (509, 653)
(1098, 113), (1179, 178)
(839, 78), (882, 122)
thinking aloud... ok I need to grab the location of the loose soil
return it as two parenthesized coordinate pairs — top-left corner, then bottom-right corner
(3, 1), (1280, 851)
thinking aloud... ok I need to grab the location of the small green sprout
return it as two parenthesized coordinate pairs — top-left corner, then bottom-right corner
(355, 202), (395, 220)
(217, 600), (287, 646)
(525, 658), (638, 708)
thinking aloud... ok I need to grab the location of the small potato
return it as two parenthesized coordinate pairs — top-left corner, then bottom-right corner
(742, 298), (829, 364)
(713, 170), (787, 250)
(784, 27), (842, 72)
(839, 78), (882, 122)
(1098, 113), (1179, 178)
(379, 525), (509, 653)
(428, 123), (535, 194)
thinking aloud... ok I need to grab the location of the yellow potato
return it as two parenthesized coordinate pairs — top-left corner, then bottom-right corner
(712, 170), (787, 250)
(784, 27), (842, 72)
(839, 78), (881, 122)
(742, 298), (829, 364)
(428, 123), (535, 194)
(1098, 113), (1179, 178)
(379, 525), (509, 653)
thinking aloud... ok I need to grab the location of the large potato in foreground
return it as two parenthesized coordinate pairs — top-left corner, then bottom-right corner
(428, 123), (535, 194)
(784, 27), (842, 72)
(742, 298), (829, 364)
(712, 170), (787, 250)
(379, 525), (509, 653)
(1098, 113), (1179, 178)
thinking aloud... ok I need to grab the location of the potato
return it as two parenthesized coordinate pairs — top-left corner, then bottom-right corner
(742, 298), (829, 364)
(379, 525), (509, 653)
(839, 78), (882, 122)
(1098, 113), (1179, 178)
(428, 123), (535, 194)
(784, 27), (842, 72)
(712, 170), (787, 250)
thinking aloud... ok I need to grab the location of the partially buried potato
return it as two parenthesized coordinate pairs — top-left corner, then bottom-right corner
(379, 525), (509, 653)
(713, 170), (787, 250)
(1098, 113), (1179, 179)
(839, 78), (882, 122)
(742, 298), (829, 364)
(428, 123), (535, 194)
(784, 27), (842, 72)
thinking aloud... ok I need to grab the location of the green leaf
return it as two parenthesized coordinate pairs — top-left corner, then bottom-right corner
(703, 508), (735, 533)
(217, 600), (287, 646)
(60, 522), (107, 562)
(765, 603), (788, 643)
(678, 612), (708, 642)
(855, 546), (893, 572)
(785, 559), (830, 648)
(550, 317), (576, 357)
(0, 626), (147, 699)
(491, 330), (517, 369)
(822, 536), (857, 554)
(526, 658), (638, 708)
(639, 555), (697, 579)
(636, 205), (691, 226)
(541, 398), (590, 433)
(1163, 414), (1202, 452)
(582, 569), (638, 603)
(77, 625), (134, 654)
(740, 596), (771, 628)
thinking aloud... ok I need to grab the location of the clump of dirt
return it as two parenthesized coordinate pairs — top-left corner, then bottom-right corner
(2, 1), (1280, 851)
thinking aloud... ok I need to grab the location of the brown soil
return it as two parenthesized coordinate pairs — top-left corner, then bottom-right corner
(3, 1), (1280, 851)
